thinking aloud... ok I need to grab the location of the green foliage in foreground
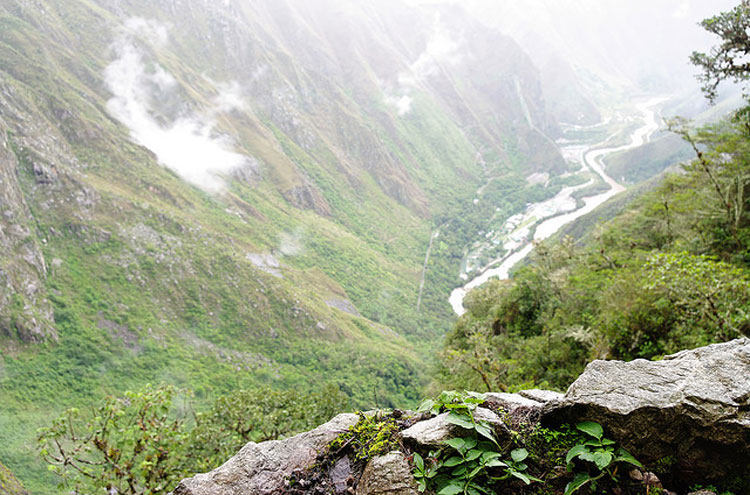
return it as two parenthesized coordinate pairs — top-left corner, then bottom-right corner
(436, 112), (750, 393)
(412, 391), (540, 495)
(405, 392), (648, 495)
(563, 422), (642, 495)
(37, 384), (347, 495)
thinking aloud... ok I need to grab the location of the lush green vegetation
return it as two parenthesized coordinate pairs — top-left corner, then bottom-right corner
(37, 384), (346, 495)
(0, 461), (27, 495)
(436, 114), (750, 392)
(6, 1), (750, 493)
(316, 391), (651, 495)
(603, 132), (692, 185)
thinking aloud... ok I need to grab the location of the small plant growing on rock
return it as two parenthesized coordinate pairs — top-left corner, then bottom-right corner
(564, 421), (642, 495)
(418, 391), (497, 446)
(412, 451), (439, 492)
(417, 438), (540, 495)
(328, 412), (401, 462)
(413, 391), (541, 495)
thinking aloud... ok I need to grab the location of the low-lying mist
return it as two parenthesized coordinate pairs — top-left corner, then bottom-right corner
(104, 18), (252, 194)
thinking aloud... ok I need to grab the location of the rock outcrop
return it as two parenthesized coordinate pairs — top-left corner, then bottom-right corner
(355, 452), (418, 495)
(0, 118), (56, 343)
(173, 413), (359, 495)
(543, 338), (750, 488)
(175, 340), (750, 495)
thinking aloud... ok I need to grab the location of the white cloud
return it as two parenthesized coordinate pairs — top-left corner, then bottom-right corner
(409, 15), (462, 81)
(211, 80), (247, 114)
(385, 94), (414, 116)
(278, 228), (305, 256)
(104, 19), (252, 194)
(384, 14), (463, 116)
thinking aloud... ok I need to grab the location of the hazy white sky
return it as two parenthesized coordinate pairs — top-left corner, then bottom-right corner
(404, 0), (738, 92)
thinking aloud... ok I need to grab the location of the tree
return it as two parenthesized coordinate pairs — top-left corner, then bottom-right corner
(188, 384), (347, 472)
(691, 1), (750, 102)
(38, 385), (190, 495)
(38, 384), (349, 494)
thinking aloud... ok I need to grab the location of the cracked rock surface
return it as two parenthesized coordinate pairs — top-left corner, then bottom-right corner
(543, 338), (750, 486)
(173, 413), (359, 495)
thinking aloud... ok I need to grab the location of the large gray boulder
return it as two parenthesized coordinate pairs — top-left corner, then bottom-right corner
(355, 452), (419, 495)
(400, 407), (507, 449)
(173, 413), (359, 495)
(485, 389), (563, 425)
(543, 338), (750, 487)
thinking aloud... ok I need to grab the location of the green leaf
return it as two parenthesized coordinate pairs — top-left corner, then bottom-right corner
(446, 412), (475, 430)
(486, 458), (508, 468)
(481, 451), (501, 463)
(615, 448), (643, 468)
(451, 465), (467, 477)
(510, 448), (529, 463)
(592, 451), (613, 470)
(579, 451), (597, 464)
(414, 452), (424, 472)
(510, 471), (532, 484)
(576, 421), (603, 440)
(444, 438), (466, 451)
(468, 465), (483, 478)
(443, 456), (464, 467)
(465, 449), (482, 462)
(564, 472), (592, 495)
(566, 444), (589, 464)
(473, 422), (496, 444)
(438, 482), (464, 495)
(463, 437), (478, 450)
(418, 400), (436, 413)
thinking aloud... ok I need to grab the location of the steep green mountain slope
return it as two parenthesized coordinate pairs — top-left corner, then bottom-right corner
(0, 0), (569, 491)
(0, 462), (26, 495)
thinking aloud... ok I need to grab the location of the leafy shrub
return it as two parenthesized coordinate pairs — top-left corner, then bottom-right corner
(564, 422), (642, 495)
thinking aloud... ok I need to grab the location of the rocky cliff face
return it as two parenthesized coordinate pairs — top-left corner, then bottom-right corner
(0, 92), (56, 343)
(175, 340), (750, 495)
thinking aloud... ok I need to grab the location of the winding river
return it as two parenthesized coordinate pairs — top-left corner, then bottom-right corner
(449, 97), (665, 316)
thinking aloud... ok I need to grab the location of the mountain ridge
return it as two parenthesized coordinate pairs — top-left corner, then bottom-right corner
(0, 0), (572, 491)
